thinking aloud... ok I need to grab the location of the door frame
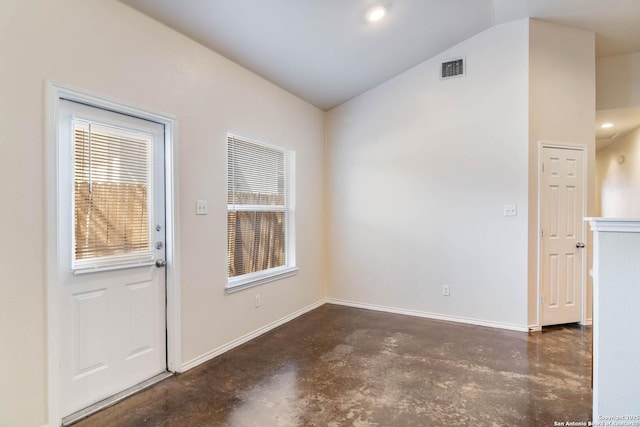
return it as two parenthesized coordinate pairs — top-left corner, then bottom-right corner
(536, 141), (588, 328)
(45, 81), (181, 426)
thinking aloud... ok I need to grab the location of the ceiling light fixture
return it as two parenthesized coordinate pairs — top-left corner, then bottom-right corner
(366, 5), (387, 23)
(601, 123), (614, 129)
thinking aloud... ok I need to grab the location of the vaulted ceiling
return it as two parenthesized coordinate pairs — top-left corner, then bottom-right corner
(121, 0), (640, 111)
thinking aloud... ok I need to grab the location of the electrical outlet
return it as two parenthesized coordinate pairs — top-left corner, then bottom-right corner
(503, 204), (517, 217)
(442, 285), (450, 296)
(255, 294), (261, 308)
(196, 200), (208, 215)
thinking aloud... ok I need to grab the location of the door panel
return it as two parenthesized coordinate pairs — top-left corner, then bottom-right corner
(72, 288), (108, 378)
(125, 280), (157, 359)
(541, 146), (585, 326)
(58, 100), (167, 416)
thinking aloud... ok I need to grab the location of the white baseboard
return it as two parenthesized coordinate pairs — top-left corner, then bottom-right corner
(181, 298), (327, 372)
(581, 319), (593, 326)
(182, 296), (532, 372)
(328, 298), (529, 333)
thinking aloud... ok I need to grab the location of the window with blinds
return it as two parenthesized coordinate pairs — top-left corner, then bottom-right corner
(227, 134), (296, 289)
(72, 120), (155, 270)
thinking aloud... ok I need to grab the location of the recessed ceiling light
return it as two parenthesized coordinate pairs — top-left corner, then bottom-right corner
(366, 5), (387, 23)
(601, 123), (614, 129)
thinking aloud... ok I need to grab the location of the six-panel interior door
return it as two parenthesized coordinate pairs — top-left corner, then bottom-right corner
(540, 146), (585, 326)
(57, 100), (167, 417)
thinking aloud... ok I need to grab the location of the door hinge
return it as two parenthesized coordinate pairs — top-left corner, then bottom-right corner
(542, 163), (545, 172)
(541, 229), (544, 238)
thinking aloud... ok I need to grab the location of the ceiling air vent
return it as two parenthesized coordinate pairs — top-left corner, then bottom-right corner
(441, 57), (465, 80)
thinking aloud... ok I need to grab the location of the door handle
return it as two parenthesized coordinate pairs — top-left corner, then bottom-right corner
(155, 259), (167, 268)
(576, 242), (585, 249)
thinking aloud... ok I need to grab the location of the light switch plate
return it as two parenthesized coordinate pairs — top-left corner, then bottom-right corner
(503, 204), (517, 217)
(196, 200), (208, 215)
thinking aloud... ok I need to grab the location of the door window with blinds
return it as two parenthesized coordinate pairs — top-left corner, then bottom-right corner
(227, 133), (296, 290)
(72, 119), (155, 271)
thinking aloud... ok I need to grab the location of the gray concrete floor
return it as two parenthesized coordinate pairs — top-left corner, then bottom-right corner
(74, 304), (592, 426)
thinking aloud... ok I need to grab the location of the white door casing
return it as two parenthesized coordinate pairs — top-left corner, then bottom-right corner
(57, 99), (167, 417)
(540, 145), (586, 326)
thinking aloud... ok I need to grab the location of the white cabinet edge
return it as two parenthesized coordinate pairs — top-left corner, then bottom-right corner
(586, 217), (640, 232)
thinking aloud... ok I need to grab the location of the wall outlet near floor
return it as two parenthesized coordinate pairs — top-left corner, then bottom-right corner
(442, 285), (450, 296)
(255, 294), (261, 308)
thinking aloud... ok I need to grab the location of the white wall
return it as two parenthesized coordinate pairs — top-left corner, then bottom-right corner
(326, 20), (531, 329)
(528, 20), (596, 326)
(596, 52), (640, 110)
(597, 125), (640, 217)
(0, 1), (325, 425)
(589, 219), (640, 420)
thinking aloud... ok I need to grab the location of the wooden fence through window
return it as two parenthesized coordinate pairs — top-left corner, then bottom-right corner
(228, 192), (286, 277)
(74, 181), (149, 260)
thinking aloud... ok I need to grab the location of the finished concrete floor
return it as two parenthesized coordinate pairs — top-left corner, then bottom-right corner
(75, 304), (592, 426)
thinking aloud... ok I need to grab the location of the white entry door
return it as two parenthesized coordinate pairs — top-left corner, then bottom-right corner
(540, 146), (585, 326)
(57, 100), (167, 417)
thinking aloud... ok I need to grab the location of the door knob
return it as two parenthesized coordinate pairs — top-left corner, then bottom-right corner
(155, 259), (167, 268)
(576, 242), (585, 248)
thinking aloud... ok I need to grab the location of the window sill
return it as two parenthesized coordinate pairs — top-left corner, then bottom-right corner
(226, 266), (298, 293)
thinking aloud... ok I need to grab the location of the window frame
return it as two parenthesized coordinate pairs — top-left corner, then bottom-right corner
(226, 132), (297, 292)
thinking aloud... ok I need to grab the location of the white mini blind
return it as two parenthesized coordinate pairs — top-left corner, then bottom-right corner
(228, 136), (287, 208)
(72, 120), (155, 270)
(227, 134), (291, 280)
